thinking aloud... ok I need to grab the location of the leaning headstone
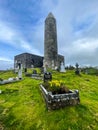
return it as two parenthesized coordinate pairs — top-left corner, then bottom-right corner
(60, 62), (65, 72)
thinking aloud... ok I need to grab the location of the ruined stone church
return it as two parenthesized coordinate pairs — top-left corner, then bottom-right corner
(14, 13), (64, 69)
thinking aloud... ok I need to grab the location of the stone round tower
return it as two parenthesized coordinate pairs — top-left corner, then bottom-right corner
(44, 12), (58, 68)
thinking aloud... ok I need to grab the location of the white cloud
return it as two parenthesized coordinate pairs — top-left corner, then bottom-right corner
(0, 22), (15, 44)
(71, 38), (98, 53)
(0, 57), (13, 70)
(0, 57), (13, 62)
(63, 38), (98, 65)
(0, 20), (41, 54)
(0, 60), (13, 70)
(0, 0), (98, 69)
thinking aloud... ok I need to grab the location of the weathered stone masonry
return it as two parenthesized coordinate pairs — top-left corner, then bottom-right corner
(44, 13), (64, 68)
(14, 13), (64, 69)
(14, 53), (43, 68)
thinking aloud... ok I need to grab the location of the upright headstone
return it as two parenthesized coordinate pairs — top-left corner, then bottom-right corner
(43, 59), (47, 73)
(44, 72), (52, 82)
(18, 63), (22, 79)
(31, 64), (34, 68)
(44, 65), (47, 73)
(33, 69), (37, 74)
(85, 69), (89, 74)
(60, 62), (65, 72)
(52, 60), (55, 70)
(24, 68), (27, 73)
(14, 60), (18, 73)
(0, 90), (2, 94)
(75, 63), (80, 75)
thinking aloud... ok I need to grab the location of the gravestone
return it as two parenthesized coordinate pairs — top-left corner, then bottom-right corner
(33, 69), (37, 74)
(31, 64), (34, 68)
(55, 66), (58, 70)
(43, 59), (47, 73)
(44, 66), (47, 73)
(44, 72), (52, 82)
(32, 69), (42, 80)
(14, 60), (18, 73)
(18, 70), (22, 79)
(18, 63), (22, 79)
(85, 69), (89, 74)
(52, 60), (55, 69)
(0, 90), (2, 94)
(60, 62), (65, 72)
(24, 68), (27, 73)
(75, 63), (80, 75)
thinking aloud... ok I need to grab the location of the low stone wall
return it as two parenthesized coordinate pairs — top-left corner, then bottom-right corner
(40, 85), (80, 110)
(25, 73), (42, 80)
(32, 74), (42, 80)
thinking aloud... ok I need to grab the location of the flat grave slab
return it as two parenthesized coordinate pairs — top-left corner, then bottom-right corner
(0, 78), (22, 85)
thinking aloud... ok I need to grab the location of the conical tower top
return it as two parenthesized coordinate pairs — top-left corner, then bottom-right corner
(47, 12), (55, 18)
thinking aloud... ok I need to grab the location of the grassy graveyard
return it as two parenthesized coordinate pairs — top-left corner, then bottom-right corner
(0, 69), (98, 130)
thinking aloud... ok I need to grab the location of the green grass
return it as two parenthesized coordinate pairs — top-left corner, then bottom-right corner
(0, 70), (98, 130)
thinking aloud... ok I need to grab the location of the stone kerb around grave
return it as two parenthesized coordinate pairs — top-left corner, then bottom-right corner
(40, 84), (80, 110)
(0, 77), (21, 85)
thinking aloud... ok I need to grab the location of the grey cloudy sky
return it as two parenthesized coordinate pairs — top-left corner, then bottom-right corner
(0, 0), (98, 69)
